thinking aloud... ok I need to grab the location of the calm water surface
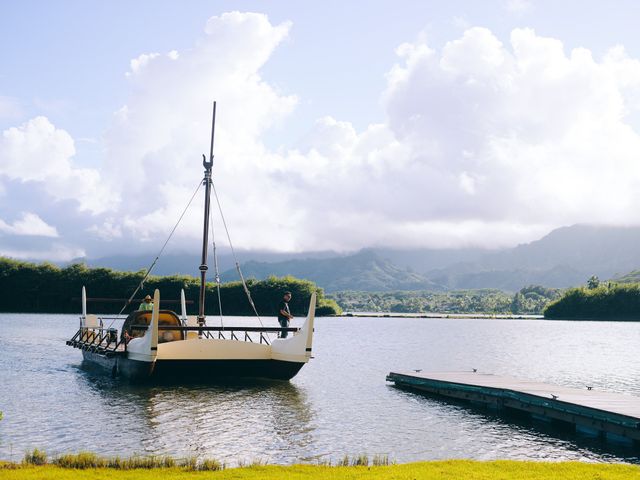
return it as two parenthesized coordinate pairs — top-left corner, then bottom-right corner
(1, 314), (639, 464)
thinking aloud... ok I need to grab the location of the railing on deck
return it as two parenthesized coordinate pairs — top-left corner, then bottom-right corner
(66, 325), (125, 356)
(129, 325), (300, 345)
(67, 322), (297, 353)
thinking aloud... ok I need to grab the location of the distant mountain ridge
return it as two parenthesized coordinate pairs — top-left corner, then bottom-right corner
(82, 224), (640, 293)
(613, 270), (640, 283)
(222, 250), (443, 292)
(83, 250), (338, 278)
(423, 225), (640, 290)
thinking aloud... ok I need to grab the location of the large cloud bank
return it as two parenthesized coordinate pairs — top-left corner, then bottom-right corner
(3, 13), (640, 260)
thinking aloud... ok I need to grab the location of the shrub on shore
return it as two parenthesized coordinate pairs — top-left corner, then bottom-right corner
(544, 282), (640, 319)
(17, 450), (393, 471)
(23, 450), (223, 471)
(22, 449), (47, 466)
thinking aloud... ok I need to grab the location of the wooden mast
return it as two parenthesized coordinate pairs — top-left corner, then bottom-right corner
(198, 101), (216, 334)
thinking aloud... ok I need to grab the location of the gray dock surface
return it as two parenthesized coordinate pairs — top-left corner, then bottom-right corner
(387, 371), (640, 443)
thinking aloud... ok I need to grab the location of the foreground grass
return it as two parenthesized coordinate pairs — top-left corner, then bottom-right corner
(1, 461), (640, 479)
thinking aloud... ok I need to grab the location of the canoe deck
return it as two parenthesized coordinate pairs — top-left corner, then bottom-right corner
(387, 371), (640, 444)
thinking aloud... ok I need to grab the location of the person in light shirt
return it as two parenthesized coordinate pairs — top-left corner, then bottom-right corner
(138, 294), (153, 311)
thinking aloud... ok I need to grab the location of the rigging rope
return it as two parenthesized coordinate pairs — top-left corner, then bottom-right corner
(112, 179), (203, 321)
(209, 204), (224, 327)
(211, 181), (269, 338)
(107, 174), (269, 340)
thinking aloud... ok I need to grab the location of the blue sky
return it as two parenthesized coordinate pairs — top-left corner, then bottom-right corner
(5, 1), (640, 140)
(2, 1), (640, 260)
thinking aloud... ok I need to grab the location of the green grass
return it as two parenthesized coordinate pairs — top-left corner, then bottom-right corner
(1, 460), (639, 479)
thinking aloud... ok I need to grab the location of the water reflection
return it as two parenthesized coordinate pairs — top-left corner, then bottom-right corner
(3, 314), (640, 464)
(392, 386), (640, 463)
(73, 368), (316, 463)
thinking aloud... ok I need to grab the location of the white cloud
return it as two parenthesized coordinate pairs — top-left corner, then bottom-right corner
(96, 21), (640, 251)
(7, 16), (640, 256)
(86, 219), (122, 240)
(0, 116), (114, 214)
(0, 212), (58, 237)
(375, 27), (640, 235)
(127, 52), (160, 76)
(102, 11), (298, 249)
(0, 243), (85, 261)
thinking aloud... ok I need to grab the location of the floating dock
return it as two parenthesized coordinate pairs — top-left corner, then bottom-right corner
(386, 371), (640, 444)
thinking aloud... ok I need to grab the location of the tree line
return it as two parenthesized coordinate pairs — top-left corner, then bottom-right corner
(329, 285), (561, 315)
(544, 277), (640, 320)
(0, 257), (342, 316)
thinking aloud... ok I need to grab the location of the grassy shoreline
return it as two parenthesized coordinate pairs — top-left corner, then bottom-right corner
(2, 461), (640, 479)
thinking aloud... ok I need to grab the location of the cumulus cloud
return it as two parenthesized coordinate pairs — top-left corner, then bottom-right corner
(380, 27), (640, 232)
(6, 16), (640, 257)
(86, 219), (122, 241)
(0, 212), (58, 237)
(74, 21), (640, 252)
(0, 116), (114, 214)
(246, 25), (640, 250)
(99, 11), (298, 250)
(128, 52), (160, 75)
(0, 243), (85, 262)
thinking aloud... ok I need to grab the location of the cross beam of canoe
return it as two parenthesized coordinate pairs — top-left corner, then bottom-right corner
(129, 325), (300, 333)
(72, 297), (195, 304)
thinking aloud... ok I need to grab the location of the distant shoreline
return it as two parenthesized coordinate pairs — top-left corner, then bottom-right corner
(341, 312), (543, 319)
(7, 312), (639, 321)
(340, 312), (640, 321)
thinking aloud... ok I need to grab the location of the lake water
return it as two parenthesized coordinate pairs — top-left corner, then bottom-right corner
(1, 313), (640, 465)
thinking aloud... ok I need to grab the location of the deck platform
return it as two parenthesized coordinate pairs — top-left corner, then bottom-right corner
(387, 371), (640, 444)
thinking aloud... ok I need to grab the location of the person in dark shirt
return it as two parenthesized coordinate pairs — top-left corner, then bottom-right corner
(278, 291), (294, 338)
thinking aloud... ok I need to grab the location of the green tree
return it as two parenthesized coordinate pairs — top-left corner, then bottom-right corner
(0, 258), (341, 316)
(544, 283), (640, 320)
(510, 292), (525, 314)
(587, 275), (600, 289)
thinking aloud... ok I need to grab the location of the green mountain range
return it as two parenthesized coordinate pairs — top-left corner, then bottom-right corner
(83, 224), (640, 293)
(223, 250), (442, 292)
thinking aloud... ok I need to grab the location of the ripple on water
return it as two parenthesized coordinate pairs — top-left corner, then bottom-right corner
(1, 314), (640, 464)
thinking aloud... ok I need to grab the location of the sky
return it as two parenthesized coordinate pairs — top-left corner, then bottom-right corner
(2, 0), (640, 261)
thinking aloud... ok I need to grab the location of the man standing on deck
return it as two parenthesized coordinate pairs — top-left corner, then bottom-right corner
(278, 291), (294, 338)
(138, 294), (153, 311)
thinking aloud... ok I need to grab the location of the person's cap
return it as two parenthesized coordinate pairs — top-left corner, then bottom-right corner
(284, 291), (292, 295)
(144, 295), (152, 300)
